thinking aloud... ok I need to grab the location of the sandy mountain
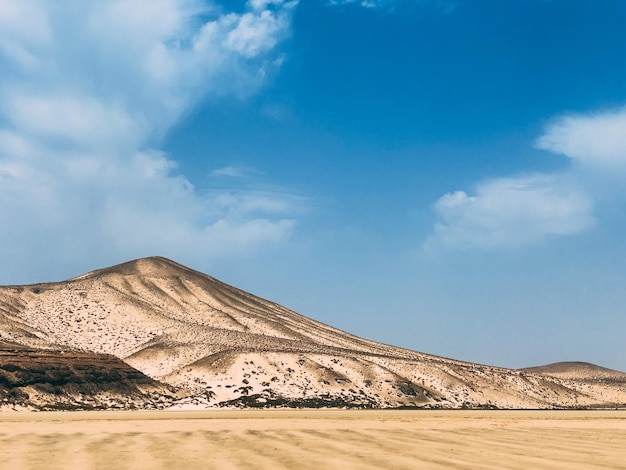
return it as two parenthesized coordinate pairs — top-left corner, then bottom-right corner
(1, 256), (625, 410)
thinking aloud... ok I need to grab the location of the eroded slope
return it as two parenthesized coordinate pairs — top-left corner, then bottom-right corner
(0, 340), (177, 410)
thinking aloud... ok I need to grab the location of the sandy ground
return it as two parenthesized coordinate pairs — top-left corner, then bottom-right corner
(1, 410), (625, 469)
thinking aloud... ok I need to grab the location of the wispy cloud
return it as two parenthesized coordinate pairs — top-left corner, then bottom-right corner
(536, 108), (626, 170)
(326, 0), (393, 9)
(326, 0), (456, 13)
(426, 105), (626, 250)
(426, 175), (594, 250)
(209, 165), (260, 179)
(0, 0), (300, 282)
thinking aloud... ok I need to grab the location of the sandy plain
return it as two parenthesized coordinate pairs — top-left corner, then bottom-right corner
(1, 410), (625, 469)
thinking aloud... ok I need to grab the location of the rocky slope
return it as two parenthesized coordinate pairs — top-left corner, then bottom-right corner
(1, 257), (625, 410)
(0, 340), (177, 410)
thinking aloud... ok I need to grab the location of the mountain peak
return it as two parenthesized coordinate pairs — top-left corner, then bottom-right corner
(70, 256), (202, 281)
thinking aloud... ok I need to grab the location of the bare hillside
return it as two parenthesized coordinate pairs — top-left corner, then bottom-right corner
(1, 257), (625, 410)
(0, 340), (177, 410)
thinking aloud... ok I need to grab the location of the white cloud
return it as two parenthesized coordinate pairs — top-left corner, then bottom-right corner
(0, 0), (300, 282)
(426, 175), (595, 250)
(209, 165), (264, 179)
(224, 9), (289, 58)
(249, 0), (291, 10)
(427, 105), (626, 251)
(326, 0), (456, 13)
(3, 91), (143, 151)
(327, 0), (394, 8)
(536, 108), (626, 170)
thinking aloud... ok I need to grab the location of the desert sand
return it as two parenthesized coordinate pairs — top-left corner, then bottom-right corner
(1, 410), (625, 469)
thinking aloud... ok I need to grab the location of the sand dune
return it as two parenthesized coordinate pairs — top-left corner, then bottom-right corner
(1, 410), (625, 469)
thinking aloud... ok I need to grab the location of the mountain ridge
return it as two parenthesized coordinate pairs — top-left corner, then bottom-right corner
(1, 256), (625, 410)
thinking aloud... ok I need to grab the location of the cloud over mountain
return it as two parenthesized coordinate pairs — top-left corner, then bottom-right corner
(0, 0), (300, 283)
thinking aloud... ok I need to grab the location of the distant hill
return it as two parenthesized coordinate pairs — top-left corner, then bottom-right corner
(1, 257), (625, 410)
(521, 362), (626, 381)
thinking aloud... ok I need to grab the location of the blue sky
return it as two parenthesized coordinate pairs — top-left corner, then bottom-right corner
(1, 0), (626, 370)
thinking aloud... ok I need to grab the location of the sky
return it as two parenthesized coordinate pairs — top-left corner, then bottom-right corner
(1, 0), (626, 371)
